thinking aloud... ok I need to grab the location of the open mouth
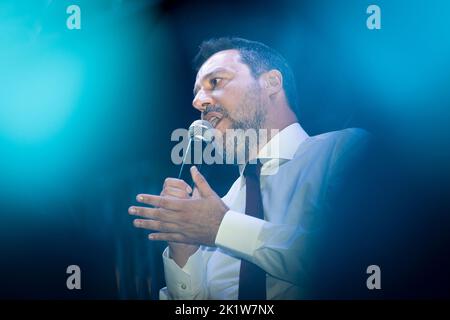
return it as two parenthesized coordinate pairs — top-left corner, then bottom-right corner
(210, 116), (222, 128)
(204, 112), (224, 128)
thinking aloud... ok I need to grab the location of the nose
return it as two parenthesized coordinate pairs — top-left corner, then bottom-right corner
(192, 89), (214, 112)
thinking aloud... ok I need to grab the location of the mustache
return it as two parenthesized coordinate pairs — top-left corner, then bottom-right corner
(202, 105), (230, 120)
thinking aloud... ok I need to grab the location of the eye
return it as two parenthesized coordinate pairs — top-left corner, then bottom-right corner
(210, 78), (222, 88)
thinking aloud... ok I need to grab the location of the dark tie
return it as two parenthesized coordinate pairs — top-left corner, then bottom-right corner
(238, 160), (267, 300)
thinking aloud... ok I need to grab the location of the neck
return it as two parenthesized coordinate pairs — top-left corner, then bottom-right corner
(245, 104), (299, 162)
(259, 104), (298, 150)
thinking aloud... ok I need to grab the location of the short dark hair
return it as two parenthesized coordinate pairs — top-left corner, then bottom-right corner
(193, 37), (299, 114)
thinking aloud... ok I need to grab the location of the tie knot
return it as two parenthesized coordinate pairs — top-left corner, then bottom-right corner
(243, 159), (262, 178)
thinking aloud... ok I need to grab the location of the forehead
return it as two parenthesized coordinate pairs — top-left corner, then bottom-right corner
(196, 49), (249, 80)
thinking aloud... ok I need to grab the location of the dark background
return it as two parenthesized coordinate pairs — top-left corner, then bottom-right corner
(0, 0), (449, 299)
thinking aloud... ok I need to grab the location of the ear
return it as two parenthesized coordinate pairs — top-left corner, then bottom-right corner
(259, 69), (283, 96)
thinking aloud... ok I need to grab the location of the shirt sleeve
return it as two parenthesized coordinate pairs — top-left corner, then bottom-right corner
(159, 246), (211, 300)
(215, 210), (307, 285)
(215, 211), (265, 261)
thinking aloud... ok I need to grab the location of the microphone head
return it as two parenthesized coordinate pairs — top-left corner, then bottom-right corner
(189, 119), (214, 143)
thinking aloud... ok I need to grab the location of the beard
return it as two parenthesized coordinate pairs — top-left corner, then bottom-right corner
(205, 84), (267, 164)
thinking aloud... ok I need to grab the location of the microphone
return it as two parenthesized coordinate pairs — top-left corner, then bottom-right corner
(177, 120), (214, 183)
(188, 119), (214, 144)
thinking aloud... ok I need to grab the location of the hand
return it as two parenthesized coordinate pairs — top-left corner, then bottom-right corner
(129, 175), (198, 267)
(129, 166), (229, 247)
(160, 177), (199, 267)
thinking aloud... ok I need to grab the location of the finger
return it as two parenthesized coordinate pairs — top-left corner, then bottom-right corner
(128, 206), (179, 223)
(161, 186), (190, 199)
(164, 178), (193, 194)
(136, 194), (181, 211)
(192, 187), (201, 199)
(190, 166), (213, 197)
(148, 232), (190, 243)
(133, 219), (180, 233)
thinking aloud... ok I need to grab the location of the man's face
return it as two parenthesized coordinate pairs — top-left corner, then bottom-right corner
(192, 49), (267, 161)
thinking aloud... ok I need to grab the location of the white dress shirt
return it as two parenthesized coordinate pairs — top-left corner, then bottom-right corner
(160, 123), (369, 299)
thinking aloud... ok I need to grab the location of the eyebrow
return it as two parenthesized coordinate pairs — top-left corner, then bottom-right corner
(193, 67), (232, 96)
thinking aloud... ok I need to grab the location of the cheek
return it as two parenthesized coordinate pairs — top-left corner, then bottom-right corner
(214, 83), (247, 112)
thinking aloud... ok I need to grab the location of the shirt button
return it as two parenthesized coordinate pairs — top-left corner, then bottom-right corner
(181, 283), (187, 290)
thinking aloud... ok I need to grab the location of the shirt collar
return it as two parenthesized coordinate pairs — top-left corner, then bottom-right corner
(238, 122), (309, 176)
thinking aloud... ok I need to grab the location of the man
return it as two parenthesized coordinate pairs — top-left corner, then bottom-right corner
(129, 37), (371, 299)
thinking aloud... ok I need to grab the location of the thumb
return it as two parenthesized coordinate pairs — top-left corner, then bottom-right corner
(190, 166), (213, 197)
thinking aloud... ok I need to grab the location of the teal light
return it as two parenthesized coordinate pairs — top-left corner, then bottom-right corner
(0, 52), (82, 143)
